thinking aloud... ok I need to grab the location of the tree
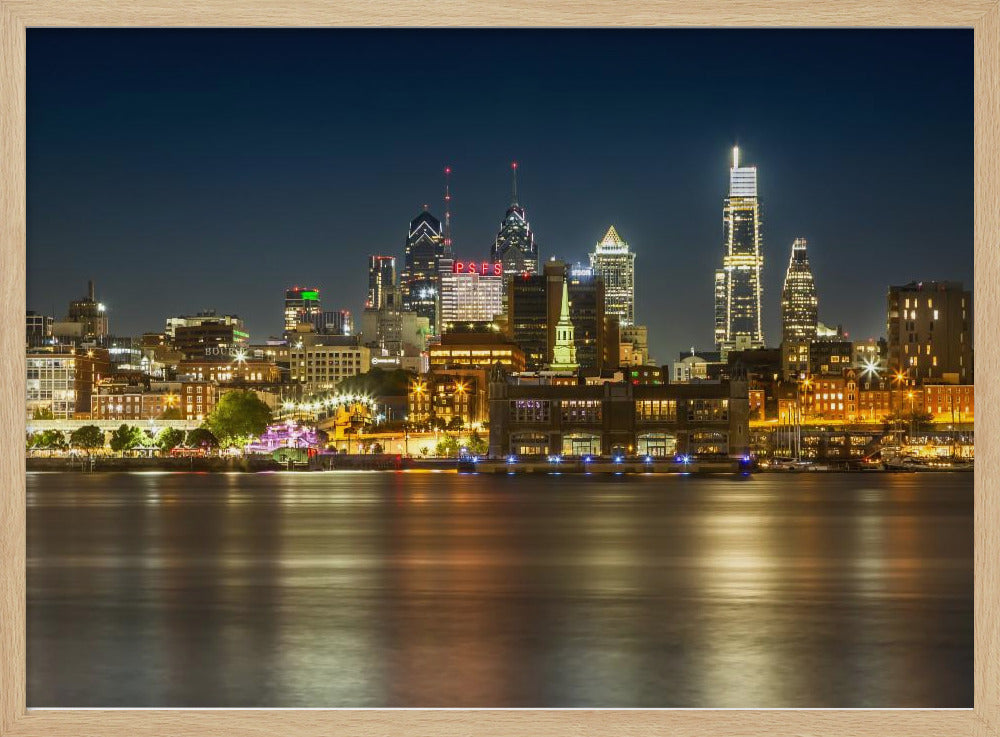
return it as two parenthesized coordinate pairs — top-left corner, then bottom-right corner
(185, 427), (219, 450)
(205, 390), (272, 446)
(370, 442), (384, 454)
(466, 429), (488, 456)
(29, 429), (66, 450)
(70, 425), (104, 451)
(156, 427), (185, 452)
(161, 407), (183, 420)
(336, 368), (414, 399)
(109, 424), (145, 455)
(435, 434), (461, 458)
(31, 407), (54, 420)
(447, 416), (465, 431)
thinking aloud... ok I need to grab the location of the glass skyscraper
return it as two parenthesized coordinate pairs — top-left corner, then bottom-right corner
(716, 146), (765, 353)
(401, 208), (447, 335)
(780, 238), (819, 344)
(589, 225), (635, 327)
(367, 255), (396, 310)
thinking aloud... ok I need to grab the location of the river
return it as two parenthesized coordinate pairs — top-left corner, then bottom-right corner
(27, 470), (972, 707)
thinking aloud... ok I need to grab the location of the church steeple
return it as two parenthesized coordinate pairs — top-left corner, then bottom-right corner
(547, 279), (579, 373)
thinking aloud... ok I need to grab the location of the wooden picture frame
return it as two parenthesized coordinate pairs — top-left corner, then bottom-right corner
(1, 2), (996, 735)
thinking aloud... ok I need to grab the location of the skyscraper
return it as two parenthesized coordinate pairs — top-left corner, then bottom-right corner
(589, 225), (635, 327)
(367, 255), (396, 309)
(491, 162), (539, 286)
(780, 238), (819, 343)
(284, 287), (322, 337)
(716, 146), (765, 353)
(400, 208), (447, 335)
(438, 257), (504, 326)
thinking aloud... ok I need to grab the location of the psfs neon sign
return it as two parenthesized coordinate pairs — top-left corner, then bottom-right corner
(452, 261), (502, 276)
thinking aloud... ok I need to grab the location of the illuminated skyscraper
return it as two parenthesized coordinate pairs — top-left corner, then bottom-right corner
(589, 225), (635, 327)
(284, 287), (322, 336)
(716, 146), (765, 353)
(780, 238), (818, 379)
(400, 207), (446, 335)
(367, 255), (396, 309)
(780, 238), (819, 343)
(491, 162), (539, 286)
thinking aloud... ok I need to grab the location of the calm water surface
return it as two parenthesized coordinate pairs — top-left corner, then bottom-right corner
(27, 471), (972, 707)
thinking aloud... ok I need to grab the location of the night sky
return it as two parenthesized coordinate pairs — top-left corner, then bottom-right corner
(26, 29), (973, 361)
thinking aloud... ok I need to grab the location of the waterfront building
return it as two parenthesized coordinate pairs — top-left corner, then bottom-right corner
(400, 208), (447, 335)
(26, 311), (53, 348)
(887, 281), (973, 384)
(487, 364), (749, 458)
(438, 257), (504, 326)
(90, 379), (182, 421)
(921, 383), (973, 425)
(367, 255), (397, 309)
(780, 238), (819, 379)
(283, 287), (323, 337)
(589, 225), (635, 327)
(715, 147), (765, 353)
(491, 162), (539, 289)
(26, 346), (111, 419)
(51, 280), (109, 346)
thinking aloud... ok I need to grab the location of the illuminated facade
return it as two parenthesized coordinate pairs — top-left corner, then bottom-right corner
(589, 225), (635, 327)
(401, 208), (447, 335)
(716, 146), (765, 353)
(367, 255), (396, 309)
(284, 287), (322, 336)
(780, 238), (819, 379)
(438, 258), (504, 325)
(547, 280), (579, 373)
(26, 348), (111, 419)
(408, 370), (487, 427)
(491, 163), (539, 288)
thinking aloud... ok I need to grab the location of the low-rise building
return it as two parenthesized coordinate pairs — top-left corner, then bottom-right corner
(487, 365), (749, 458)
(26, 347), (111, 419)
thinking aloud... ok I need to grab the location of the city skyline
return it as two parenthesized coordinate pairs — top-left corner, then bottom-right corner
(27, 29), (972, 358)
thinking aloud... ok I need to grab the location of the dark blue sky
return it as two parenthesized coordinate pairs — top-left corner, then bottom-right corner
(27, 29), (973, 360)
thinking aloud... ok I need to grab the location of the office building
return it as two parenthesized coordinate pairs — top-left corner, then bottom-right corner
(780, 238), (819, 379)
(491, 162), (539, 287)
(715, 147), (765, 353)
(284, 287), (323, 337)
(26, 346), (111, 419)
(367, 255), (397, 309)
(438, 258), (504, 326)
(400, 208), (447, 335)
(26, 311), (53, 348)
(589, 225), (635, 327)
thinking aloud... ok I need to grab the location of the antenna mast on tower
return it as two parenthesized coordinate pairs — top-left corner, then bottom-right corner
(511, 161), (519, 205)
(443, 166), (452, 251)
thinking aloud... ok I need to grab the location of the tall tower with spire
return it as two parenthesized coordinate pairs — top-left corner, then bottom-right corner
(589, 225), (636, 327)
(547, 279), (579, 373)
(716, 145), (765, 354)
(491, 161), (539, 287)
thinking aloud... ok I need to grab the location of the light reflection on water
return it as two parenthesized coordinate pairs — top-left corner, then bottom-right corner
(26, 471), (971, 708)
